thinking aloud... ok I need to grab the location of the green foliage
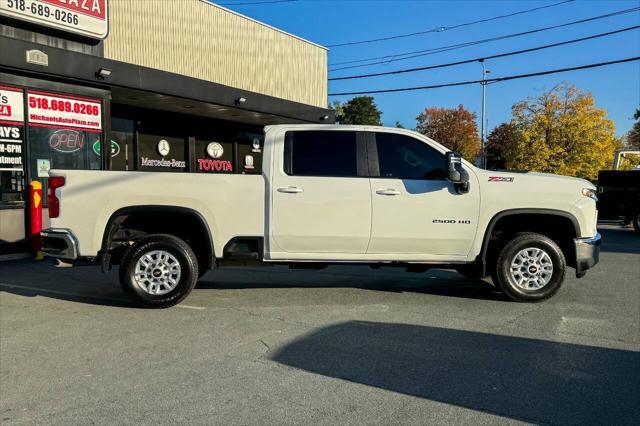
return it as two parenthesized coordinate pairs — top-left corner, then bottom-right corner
(618, 153), (640, 170)
(334, 96), (382, 126)
(502, 84), (618, 180)
(415, 104), (480, 160)
(627, 108), (640, 149)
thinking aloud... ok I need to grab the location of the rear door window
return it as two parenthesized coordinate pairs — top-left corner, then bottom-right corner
(284, 131), (358, 177)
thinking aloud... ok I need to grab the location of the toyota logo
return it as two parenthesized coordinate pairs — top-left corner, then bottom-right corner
(207, 142), (224, 159)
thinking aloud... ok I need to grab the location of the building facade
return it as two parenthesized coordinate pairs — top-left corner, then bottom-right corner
(0, 0), (332, 255)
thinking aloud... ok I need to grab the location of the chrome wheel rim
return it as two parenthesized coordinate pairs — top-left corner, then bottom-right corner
(509, 247), (554, 290)
(134, 250), (181, 295)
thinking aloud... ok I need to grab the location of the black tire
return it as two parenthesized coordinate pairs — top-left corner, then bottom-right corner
(493, 233), (566, 302)
(119, 234), (199, 308)
(633, 211), (640, 235)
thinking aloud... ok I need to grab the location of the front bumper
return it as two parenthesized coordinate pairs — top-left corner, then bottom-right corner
(40, 228), (79, 260)
(574, 233), (601, 278)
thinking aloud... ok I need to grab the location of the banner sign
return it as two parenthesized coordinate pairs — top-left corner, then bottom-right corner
(0, 125), (23, 171)
(0, 85), (24, 124)
(0, 0), (108, 40)
(27, 90), (102, 132)
(0, 86), (24, 171)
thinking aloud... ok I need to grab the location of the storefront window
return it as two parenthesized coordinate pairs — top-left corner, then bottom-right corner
(110, 118), (135, 171)
(138, 133), (187, 172)
(29, 126), (102, 206)
(0, 122), (25, 208)
(194, 138), (234, 174)
(236, 132), (263, 174)
(0, 170), (25, 207)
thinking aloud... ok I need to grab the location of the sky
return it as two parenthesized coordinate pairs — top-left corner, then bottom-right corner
(216, 0), (640, 136)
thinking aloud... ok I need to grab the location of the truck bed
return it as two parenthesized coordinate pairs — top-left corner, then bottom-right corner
(49, 170), (265, 257)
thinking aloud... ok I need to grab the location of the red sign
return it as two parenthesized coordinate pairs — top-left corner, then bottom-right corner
(197, 158), (233, 172)
(40, 0), (106, 20)
(0, 85), (24, 124)
(27, 90), (102, 132)
(0, 0), (108, 40)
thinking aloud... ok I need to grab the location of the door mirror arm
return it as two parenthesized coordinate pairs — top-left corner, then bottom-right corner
(445, 151), (470, 194)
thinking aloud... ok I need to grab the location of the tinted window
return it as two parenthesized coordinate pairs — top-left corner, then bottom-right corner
(285, 131), (358, 177)
(236, 132), (263, 174)
(28, 126), (102, 206)
(110, 117), (135, 171)
(375, 133), (445, 180)
(194, 138), (234, 174)
(138, 133), (187, 173)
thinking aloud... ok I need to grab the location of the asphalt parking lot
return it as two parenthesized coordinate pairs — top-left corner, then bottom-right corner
(1, 224), (639, 425)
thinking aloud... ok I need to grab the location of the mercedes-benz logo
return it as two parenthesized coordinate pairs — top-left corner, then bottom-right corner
(207, 142), (224, 159)
(157, 139), (170, 157)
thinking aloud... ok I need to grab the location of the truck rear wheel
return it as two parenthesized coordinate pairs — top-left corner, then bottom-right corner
(493, 233), (566, 302)
(119, 234), (199, 308)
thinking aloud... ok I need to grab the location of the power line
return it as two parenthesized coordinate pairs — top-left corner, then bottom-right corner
(329, 25), (640, 81)
(327, 0), (575, 48)
(217, 0), (297, 6)
(328, 56), (640, 96)
(329, 6), (640, 70)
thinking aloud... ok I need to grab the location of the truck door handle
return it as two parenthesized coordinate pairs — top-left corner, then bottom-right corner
(376, 189), (401, 196)
(277, 186), (304, 194)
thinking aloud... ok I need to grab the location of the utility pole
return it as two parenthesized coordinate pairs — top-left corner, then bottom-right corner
(479, 60), (490, 169)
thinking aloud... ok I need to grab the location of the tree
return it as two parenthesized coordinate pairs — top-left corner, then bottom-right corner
(502, 84), (617, 180)
(486, 123), (515, 170)
(395, 121), (405, 129)
(335, 96), (382, 125)
(330, 100), (344, 122)
(415, 104), (480, 160)
(626, 108), (640, 149)
(618, 153), (640, 170)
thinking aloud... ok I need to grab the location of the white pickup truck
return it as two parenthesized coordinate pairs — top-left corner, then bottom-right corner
(41, 125), (601, 307)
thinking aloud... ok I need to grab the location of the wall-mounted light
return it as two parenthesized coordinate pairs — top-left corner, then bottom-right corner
(320, 114), (329, 121)
(235, 96), (247, 105)
(95, 67), (112, 80)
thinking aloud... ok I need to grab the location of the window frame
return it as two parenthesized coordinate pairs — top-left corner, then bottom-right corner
(283, 130), (368, 178)
(367, 131), (447, 181)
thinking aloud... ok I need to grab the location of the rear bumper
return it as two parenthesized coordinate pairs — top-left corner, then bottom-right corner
(574, 233), (601, 278)
(40, 228), (79, 260)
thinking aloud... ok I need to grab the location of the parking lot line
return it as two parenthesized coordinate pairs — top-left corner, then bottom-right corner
(177, 304), (206, 310)
(0, 282), (125, 304)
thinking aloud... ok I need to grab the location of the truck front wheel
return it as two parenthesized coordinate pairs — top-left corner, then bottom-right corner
(493, 233), (566, 302)
(119, 234), (199, 308)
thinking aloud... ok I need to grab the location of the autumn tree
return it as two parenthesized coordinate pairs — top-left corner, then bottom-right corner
(502, 84), (617, 180)
(627, 108), (640, 149)
(486, 123), (515, 170)
(415, 105), (480, 160)
(334, 96), (382, 125)
(618, 153), (640, 170)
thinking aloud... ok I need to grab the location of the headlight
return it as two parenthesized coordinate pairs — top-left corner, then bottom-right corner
(582, 188), (598, 201)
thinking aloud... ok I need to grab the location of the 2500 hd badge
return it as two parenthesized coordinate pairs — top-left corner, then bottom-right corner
(433, 219), (472, 224)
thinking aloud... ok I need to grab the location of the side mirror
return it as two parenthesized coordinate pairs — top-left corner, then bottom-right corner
(445, 151), (470, 193)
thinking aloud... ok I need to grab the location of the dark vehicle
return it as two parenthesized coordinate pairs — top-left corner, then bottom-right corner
(598, 170), (640, 233)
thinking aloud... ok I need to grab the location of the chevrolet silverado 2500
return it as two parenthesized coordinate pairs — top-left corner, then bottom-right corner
(40, 125), (601, 307)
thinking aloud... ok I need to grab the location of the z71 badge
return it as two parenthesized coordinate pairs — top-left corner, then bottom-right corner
(488, 176), (514, 182)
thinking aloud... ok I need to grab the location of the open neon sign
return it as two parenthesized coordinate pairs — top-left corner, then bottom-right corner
(48, 129), (84, 153)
